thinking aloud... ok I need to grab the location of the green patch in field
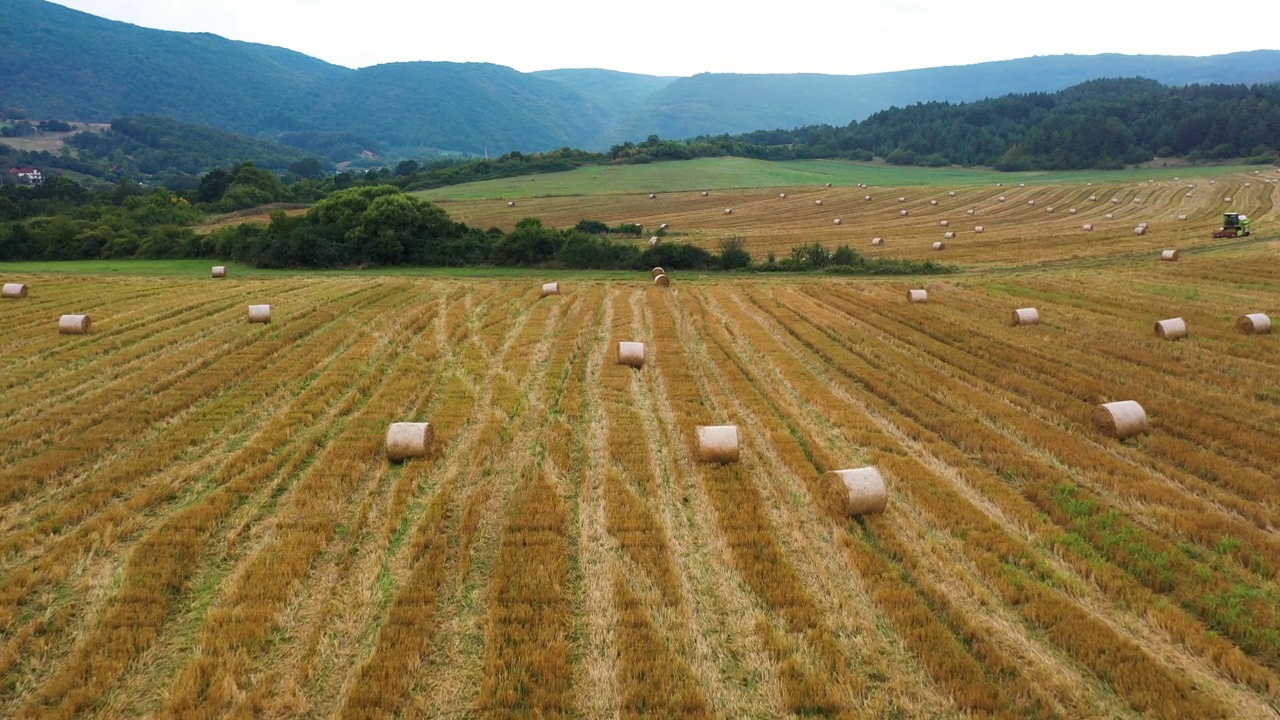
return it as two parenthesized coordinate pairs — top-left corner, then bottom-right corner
(1148, 285), (1201, 300)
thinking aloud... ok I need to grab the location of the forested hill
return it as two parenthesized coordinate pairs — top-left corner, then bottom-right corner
(655, 78), (1280, 170)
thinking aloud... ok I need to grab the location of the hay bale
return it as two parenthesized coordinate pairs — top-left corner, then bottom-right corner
(2, 283), (28, 298)
(948, 191), (956, 197)
(931, 241), (946, 250)
(825, 182), (833, 187)
(1093, 400), (1149, 439)
(823, 467), (888, 516)
(724, 208), (733, 215)
(1089, 195), (1098, 201)
(974, 225), (984, 233)
(1028, 200), (1036, 206)
(1011, 307), (1040, 326)
(815, 199), (823, 205)
(1134, 226), (1147, 236)
(617, 341), (645, 368)
(1104, 213), (1114, 219)
(1087, 182), (1094, 186)
(908, 289), (928, 302)
(1177, 214), (1187, 221)
(541, 282), (560, 297)
(1019, 183), (1026, 187)
(943, 231), (955, 239)
(1160, 249), (1178, 261)
(1112, 198), (1120, 203)
(940, 220), (949, 226)
(211, 266), (226, 278)
(58, 314), (90, 334)
(870, 237), (884, 246)
(930, 200), (938, 206)
(1068, 208), (1077, 214)
(1134, 198), (1142, 204)
(386, 422), (434, 461)
(1185, 192), (1193, 197)
(966, 209), (975, 215)
(1154, 317), (1187, 340)
(833, 218), (842, 225)
(1047, 207), (1054, 213)
(654, 274), (670, 287)
(648, 193), (657, 199)
(695, 425), (739, 463)
(899, 210), (909, 216)
(659, 223), (668, 230)
(1082, 224), (1093, 231)
(1245, 182), (1251, 187)
(779, 193), (787, 199)
(1210, 180), (1216, 184)
(998, 196), (1006, 201)
(649, 236), (661, 246)
(651, 267), (665, 277)
(1236, 313), (1272, 334)
(507, 201), (516, 207)
(1224, 197), (1232, 202)
(898, 197), (906, 202)
(864, 195), (872, 201)
(248, 304), (271, 323)
(701, 191), (709, 197)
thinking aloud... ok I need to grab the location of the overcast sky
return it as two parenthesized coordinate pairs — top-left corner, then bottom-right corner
(50, 0), (1280, 77)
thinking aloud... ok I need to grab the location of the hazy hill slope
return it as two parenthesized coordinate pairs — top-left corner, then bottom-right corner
(0, 0), (348, 133)
(611, 51), (1280, 142)
(531, 68), (677, 125)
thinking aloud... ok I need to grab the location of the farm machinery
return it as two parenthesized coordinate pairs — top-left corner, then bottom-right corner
(1213, 212), (1251, 238)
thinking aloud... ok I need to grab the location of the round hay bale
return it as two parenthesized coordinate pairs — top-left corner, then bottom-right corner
(931, 241), (946, 250)
(1082, 224), (1093, 231)
(654, 274), (670, 287)
(701, 191), (709, 197)
(1093, 400), (1149, 439)
(815, 199), (823, 205)
(1019, 183), (1026, 187)
(1245, 182), (1251, 187)
(617, 341), (645, 368)
(1185, 192), (1193, 197)
(1028, 200), (1036, 206)
(930, 200), (938, 206)
(1134, 226), (1147, 236)
(651, 267), (665, 277)
(648, 193), (657, 199)
(1210, 180), (1216, 184)
(695, 425), (739, 463)
(1223, 197), (1232, 202)
(898, 196), (906, 202)
(1134, 198), (1142, 204)
(1154, 317), (1187, 340)
(974, 225), (984, 233)
(211, 266), (227, 278)
(779, 193), (787, 199)
(998, 196), (1006, 202)
(541, 282), (560, 297)
(966, 208), (975, 215)
(1068, 208), (1077, 214)
(864, 195), (872, 201)
(507, 201), (516, 207)
(939, 220), (949, 226)
(948, 191), (956, 197)
(1177, 214), (1187, 221)
(1011, 307), (1040, 326)
(724, 208), (733, 215)
(1104, 213), (1114, 219)
(2, 283), (28, 298)
(59, 314), (90, 334)
(1112, 198), (1120, 203)
(649, 236), (661, 246)
(899, 210), (909, 216)
(870, 237), (884, 246)
(825, 182), (833, 187)
(1089, 195), (1098, 201)
(1160, 249), (1178, 261)
(1236, 313), (1272, 334)
(1047, 207), (1054, 213)
(1087, 182), (1094, 186)
(833, 218), (842, 225)
(908, 289), (928, 303)
(386, 422), (434, 461)
(943, 231), (955, 239)
(248, 304), (271, 323)
(659, 223), (668, 230)
(823, 467), (888, 516)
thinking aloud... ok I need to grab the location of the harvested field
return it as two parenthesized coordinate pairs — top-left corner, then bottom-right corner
(2, 239), (1278, 717)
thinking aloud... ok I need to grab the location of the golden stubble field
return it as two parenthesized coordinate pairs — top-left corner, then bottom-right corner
(2, 174), (1279, 719)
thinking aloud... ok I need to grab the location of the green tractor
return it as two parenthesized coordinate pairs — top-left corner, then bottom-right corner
(1213, 212), (1251, 238)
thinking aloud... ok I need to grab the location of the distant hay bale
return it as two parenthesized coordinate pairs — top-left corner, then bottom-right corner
(1185, 192), (1193, 197)
(898, 197), (906, 202)
(1087, 182), (1094, 186)
(617, 341), (645, 368)
(1019, 183), (1026, 187)
(931, 241), (946, 250)
(2, 283), (28, 298)
(659, 223), (668, 230)
(822, 467), (888, 516)
(864, 195), (872, 201)
(908, 289), (929, 302)
(1028, 200), (1036, 206)
(1160, 249), (1178, 261)
(974, 225), (984, 233)
(966, 209), (975, 215)
(386, 422), (434, 462)
(870, 237), (884, 245)
(1104, 213), (1114, 219)
(1093, 400), (1149, 439)
(1223, 197), (1232, 202)
(1245, 182), (1251, 187)
(779, 193), (787, 198)
(1210, 180), (1216, 184)
(1154, 317), (1187, 340)
(248, 304), (271, 323)
(1089, 195), (1098, 201)
(701, 191), (709, 197)
(1011, 307), (1040, 326)
(833, 218), (842, 225)
(59, 314), (90, 334)
(724, 208), (733, 215)
(948, 191), (956, 197)
(1187, 184), (1194, 188)
(695, 425), (739, 463)
(1236, 313), (1272, 334)
(900, 210), (909, 216)
(939, 220), (949, 226)
(1134, 226), (1147, 235)
(649, 236), (660, 246)
(998, 196), (1006, 201)
(1137, 222), (1148, 230)
(815, 199), (823, 205)
(943, 231), (955, 239)
(651, 267), (665, 277)
(654, 274), (670, 287)
(1112, 198), (1120, 203)
(1177, 214), (1187, 221)
(507, 201), (516, 207)
(541, 282), (560, 297)
(648, 193), (656, 199)
(211, 266), (226, 278)
(1133, 198), (1142, 204)
(930, 200), (938, 206)
(825, 182), (833, 187)
(1068, 208), (1077, 214)
(1082, 224), (1093, 231)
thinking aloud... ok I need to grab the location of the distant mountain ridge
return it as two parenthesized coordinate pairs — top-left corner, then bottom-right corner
(4, 0), (1279, 157)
